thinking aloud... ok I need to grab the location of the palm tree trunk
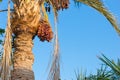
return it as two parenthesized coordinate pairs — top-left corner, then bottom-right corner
(11, 26), (36, 80)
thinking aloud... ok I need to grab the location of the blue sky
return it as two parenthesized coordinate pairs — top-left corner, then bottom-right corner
(0, 0), (120, 80)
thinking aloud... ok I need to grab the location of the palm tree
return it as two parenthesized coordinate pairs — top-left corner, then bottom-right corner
(10, 0), (53, 80)
(0, 0), (120, 80)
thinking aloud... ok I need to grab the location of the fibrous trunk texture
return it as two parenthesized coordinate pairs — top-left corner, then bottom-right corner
(11, 25), (36, 80)
(11, 0), (41, 79)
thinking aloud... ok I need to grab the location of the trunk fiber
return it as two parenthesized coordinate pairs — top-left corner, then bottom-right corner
(11, 27), (35, 80)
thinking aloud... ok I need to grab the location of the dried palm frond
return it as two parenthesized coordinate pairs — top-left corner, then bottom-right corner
(39, 2), (60, 79)
(47, 30), (60, 80)
(47, 13), (60, 80)
(0, 0), (12, 80)
(75, 0), (120, 35)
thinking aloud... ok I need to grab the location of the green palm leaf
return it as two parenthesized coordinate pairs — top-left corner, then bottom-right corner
(98, 54), (120, 75)
(0, 28), (5, 35)
(75, 0), (120, 35)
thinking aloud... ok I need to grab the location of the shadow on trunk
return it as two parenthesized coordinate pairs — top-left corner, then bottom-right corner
(11, 68), (34, 80)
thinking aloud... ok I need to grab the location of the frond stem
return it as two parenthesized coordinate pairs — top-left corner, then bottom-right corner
(0, 9), (14, 12)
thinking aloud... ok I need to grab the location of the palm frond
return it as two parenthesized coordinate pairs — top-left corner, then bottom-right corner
(0, 28), (5, 35)
(75, 69), (87, 80)
(117, 59), (120, 66)
(75, 0), (120, 35)
(41, 2), (49, 21)
(96, 65), (113, 79)
(0, 0), (12, 80)
(42, 0), (61, 79)
(47, 18), (60, 80)
(98, 54), (120, 75)
(0, 28), (5, 44)
(49, 0), (58, 20)
(0, 9), (14, 12)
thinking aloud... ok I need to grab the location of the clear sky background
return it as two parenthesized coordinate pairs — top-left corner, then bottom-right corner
(0, 0), (120, 80)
